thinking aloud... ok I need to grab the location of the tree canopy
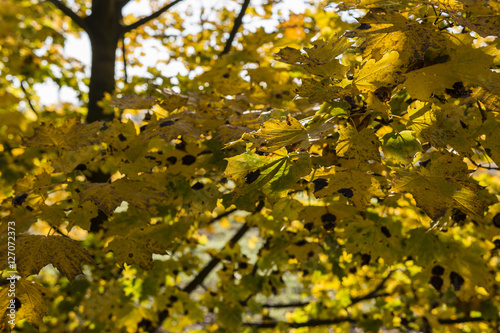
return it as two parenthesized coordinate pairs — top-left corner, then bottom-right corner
(1, 0), (500, 332)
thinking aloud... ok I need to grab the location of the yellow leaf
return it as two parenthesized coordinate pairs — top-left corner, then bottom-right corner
(0, 278), (47, 330)
(0, 235), (93, 280)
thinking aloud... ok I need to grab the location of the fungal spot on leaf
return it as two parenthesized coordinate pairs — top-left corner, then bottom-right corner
(222, 73), (230, 78)
(445, 82), (471, 98)
(182, 155), (196, 165)
(337, 188), (354, 198)
(321, 213), (336, 231)
(313, 178), (329, 192)
(160, 120), (175, 127)
(380, 226), (391, 238)
(361, 254), (371, 266)
(166, 156), (177, 165)
(118, 133), (127, 141)
(12, 193), (28, 206)
(175, 141), (187, 151)
(245, 169), (261, 184)
(430, 275), (443, 291)
(304, 222), (314, 231)
(493, 213), (500, 228)
(449, 271), (465, 291)
(128, 253), (133, 258)
(13, 298), (22, 311)
(432, 265), (445, 276)
(191, 182), (204, 190)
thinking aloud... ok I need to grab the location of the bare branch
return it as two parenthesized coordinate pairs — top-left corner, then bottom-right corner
(262, 301), (310, 308)
(45, 0), (88, 32)
(220, 0), (251, 56)
(243, 318), (355, 328)
(122, 0), (184, 34)
(20, 80), (38, 114)
(121, 38), (128, 83)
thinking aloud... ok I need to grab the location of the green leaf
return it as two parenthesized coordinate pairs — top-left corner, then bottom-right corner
(382, 130), (421, 162)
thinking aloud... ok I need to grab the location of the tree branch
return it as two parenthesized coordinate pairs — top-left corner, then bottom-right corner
(243, 316), (491, 329)
(121, 38), (128, 83)
(20, 80), (38, 114)
(121, 0), (184, 34)
(438, 317), (490, 324)
(45, 0), (88, 32)
(220, 0), (251, 56)
(243, 318), (355, 328)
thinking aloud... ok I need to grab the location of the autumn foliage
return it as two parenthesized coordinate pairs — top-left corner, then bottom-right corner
(1, 0), (500, 332)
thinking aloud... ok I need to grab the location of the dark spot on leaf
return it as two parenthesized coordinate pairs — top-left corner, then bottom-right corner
(361, 254), (371, 266)
(128, 253), (133, 258)
(337, 188), (354, 198)
(275, 93), (282, 99)
(169, 295), (178, 302)
(313, 178), (329, 192)
(445, 82), (471, 98)
(493, 213), (500, 228)
(75, 164), (87, 171)
(160, 120), (175, 127)
(145, 156), (156, 160)
(304, 222), (314, 231)
(191, 182), (204, 190)
(449, 271), (465, 291)
(374, 86), (391, 102)
(245, 169), (261, 184)
(13, 298), (22, 311)
(182, 155), (196, 165)
(166, 156), (177, 165)
(26, 205), (34, 212)
(307, 251), (314, 258)
(321, 213), (336, 231)
(12, 193), (28, 206)
(430, 275), (443, 291)
(222, 73), (230, 78)
(432, 265), (445, 276)
(380, 226), (391, 238)
(118, 133), (127, 141)
(175, 141), (187, 151)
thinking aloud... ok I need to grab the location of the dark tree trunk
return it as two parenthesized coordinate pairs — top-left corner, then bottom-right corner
(85, 0), (123, 123)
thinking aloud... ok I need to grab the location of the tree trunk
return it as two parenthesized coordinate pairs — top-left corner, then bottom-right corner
(85, 0), (123, 123)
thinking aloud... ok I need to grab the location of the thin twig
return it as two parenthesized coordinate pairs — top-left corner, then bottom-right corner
(45, 0), (88, 31)
(121, 38), (128, 83)
(20, 80), (38, 114)
(468, 157), (499, 170)
(220, 0), (251, 56)
(121, 0), (184, 33)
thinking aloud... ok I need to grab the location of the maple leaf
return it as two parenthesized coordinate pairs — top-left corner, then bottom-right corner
(0, 278), (47, 330)
(105, 221), (190, 270)
(0, 236), (93, 280)
(79, 179), (166, 215)
(22, 116), (104, 150)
